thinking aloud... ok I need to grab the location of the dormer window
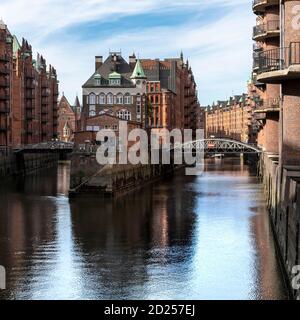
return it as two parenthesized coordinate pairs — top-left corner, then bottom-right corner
(109, 71), (121, 86)
(94, 74), (101, 86)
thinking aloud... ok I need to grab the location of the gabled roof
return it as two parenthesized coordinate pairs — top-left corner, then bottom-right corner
(58, 95), (75, 115)
(83, 53), (135, 88)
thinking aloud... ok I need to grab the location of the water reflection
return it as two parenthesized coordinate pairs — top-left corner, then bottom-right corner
(0, 159), (286, 300)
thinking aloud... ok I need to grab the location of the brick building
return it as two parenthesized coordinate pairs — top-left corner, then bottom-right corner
(0, 19), (59, 151)
(78, 51), (201, 144)
(57, 94), (80, 142)
(80, 51), (147, 135)
(251, 0), (281, 154)
(140, 53), (199, 134)
(205, 94), (253, 143)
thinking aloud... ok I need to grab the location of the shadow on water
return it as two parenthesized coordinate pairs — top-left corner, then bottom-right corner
(0, 158), (287, 300)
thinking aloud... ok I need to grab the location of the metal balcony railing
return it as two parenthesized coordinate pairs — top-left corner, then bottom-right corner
(0, 66), (9, 74)
(257, 42), (300, 73)
(0, 54), (10, 62)
(253, 20), (280, 39)
(255, 98), (280, 111)
(0, 79), (9, 87)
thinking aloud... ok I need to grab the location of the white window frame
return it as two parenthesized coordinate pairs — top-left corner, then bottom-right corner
(107, 93), (113, 105)
(116, 93), (123, 104)
(99, 94), (106, 105)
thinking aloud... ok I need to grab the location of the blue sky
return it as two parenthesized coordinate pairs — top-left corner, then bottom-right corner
(0, 0), (255, 105)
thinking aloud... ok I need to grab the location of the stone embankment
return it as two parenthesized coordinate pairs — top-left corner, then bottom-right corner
(69, 152), (176, 197)
(0, 152), (59, 178)
(259, 152), (300, 300)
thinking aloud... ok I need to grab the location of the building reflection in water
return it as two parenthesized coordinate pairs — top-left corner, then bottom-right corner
(0, 159), (286, 300)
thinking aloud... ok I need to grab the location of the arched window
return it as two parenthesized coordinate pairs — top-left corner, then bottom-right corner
(124, 93), (131, 104)
(89, 93), (96, 105)
(116, 93), (123, 104)
(89, 110), (96, 117)
(107, 93), (113, 105)
(99, 93), (106, 105)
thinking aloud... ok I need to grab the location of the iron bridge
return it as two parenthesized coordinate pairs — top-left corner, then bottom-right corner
(172, 138), (261, 154)
(16, 141), (74, 153)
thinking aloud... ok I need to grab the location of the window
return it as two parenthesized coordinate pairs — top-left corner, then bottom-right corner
(63, 127), (69, 137)
(89, 93), (96, 104)
(99, 94), (106, 105)
(89, 111), (96, 117)
(116, 93), (123, 104)
(136, 103), (141, 114)
(109, 79), (121, 86)
(124, 93), (131, 104)
(117, 110), (131, 121)
(124, 110), (131, 121)
(107, 93), (113, 105)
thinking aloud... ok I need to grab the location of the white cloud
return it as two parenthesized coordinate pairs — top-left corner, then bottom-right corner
(0, 0), (254, 105)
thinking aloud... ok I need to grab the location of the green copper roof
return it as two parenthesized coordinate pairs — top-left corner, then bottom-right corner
(131, 59), (146, 79)
(94, 73), (101, 79)
(109, 71), (121, 79)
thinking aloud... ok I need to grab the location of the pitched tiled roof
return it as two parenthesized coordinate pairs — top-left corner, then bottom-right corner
(83, 53), (135, 88)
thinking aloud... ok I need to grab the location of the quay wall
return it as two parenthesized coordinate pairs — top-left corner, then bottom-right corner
(69, 153), (176, 197)
(0, 153), (59, 178)
(259, 152), (300, 300)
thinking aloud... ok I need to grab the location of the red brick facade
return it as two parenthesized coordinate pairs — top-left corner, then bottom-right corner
(205, 95), (253, 143)
(0, 20), (59, 151)
(57, 95), (80, 142)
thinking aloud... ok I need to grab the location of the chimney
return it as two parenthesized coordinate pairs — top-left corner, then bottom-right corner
(95, 56), (103, 71)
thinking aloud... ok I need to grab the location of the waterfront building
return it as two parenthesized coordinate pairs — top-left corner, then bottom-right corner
(0, 19), (13, 153)
(251, 1), (300, 300)
(0, 19), (59, 150)
(251, 0), (281, 154)
(80, 51), (147, 136)
(140, 54), (200, 134)
(205, 95), (253, 143)
(78, 51), (201, 144)
(57, 94), (80, 142)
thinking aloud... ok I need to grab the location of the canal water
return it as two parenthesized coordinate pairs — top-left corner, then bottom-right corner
(0, 158), (287, 300)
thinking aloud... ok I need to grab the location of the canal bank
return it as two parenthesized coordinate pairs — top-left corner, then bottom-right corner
(0, 158), (287, 299)
(259, 152), (300, 300)
(0, 152), (59, 178)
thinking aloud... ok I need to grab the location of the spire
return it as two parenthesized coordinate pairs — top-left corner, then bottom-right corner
(131, 59), (146, 79)
(74, 95), (81, 113)
(0, 18), (6, 30)
(180, 50), (184, 61)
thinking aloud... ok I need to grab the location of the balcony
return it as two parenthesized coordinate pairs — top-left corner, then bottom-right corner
(253, 20), (280, 41)
(0, 79), (9, 87)
(0, 104), (9, 113)
(0, 54), (10, 62)
(26, 112), (34, 120)
(256, 42), (300, 83)
(254, 98), (280, 114)
(0, 66), (9, 74)
(252, 0), (279, 13)
(0, 123), (7, 131)
(0, 93), (9, 100)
